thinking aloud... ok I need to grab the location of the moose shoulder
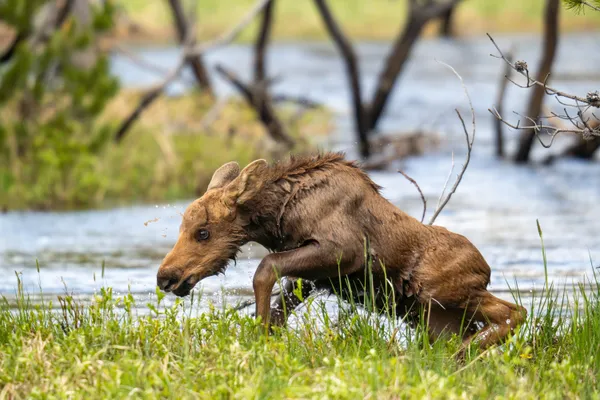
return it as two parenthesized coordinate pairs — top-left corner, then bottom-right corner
(157, 152), (526, 351)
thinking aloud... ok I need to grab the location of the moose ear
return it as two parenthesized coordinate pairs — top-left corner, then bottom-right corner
(222, 159), (268, 206)
(207, 161), (240, 191)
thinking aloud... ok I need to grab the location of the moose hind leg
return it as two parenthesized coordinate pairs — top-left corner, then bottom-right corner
(425, 304), (476, 343)
(461, 292), (527, 352)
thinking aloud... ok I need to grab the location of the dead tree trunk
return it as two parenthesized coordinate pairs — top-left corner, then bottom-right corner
(369, 0), (462, 132)
(254, 0), (275, 83)
(314, 0), (462, 160)
(367, 14), (426, 131)
(166, 0), (213, 95)
(314, 0), (370, 158)
(439, 4), (456, 37)
(216, 0), (294, 149)
(514, 0), (559, 163)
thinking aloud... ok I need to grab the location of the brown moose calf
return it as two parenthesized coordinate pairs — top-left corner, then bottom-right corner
(157, 152), (526, 350)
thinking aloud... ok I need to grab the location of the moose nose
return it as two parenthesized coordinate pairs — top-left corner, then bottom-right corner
(157, 269), (180, 292)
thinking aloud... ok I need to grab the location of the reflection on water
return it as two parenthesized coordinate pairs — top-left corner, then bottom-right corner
(1, 33), (599, 311)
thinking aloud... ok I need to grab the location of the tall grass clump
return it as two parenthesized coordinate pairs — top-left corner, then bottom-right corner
(1, 225), (600, 398)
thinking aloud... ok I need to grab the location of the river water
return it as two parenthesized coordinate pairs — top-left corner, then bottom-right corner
(1, 33), (599, 313)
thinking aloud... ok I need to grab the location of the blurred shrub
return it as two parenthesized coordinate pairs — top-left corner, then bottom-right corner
(0, 0), (119, 209)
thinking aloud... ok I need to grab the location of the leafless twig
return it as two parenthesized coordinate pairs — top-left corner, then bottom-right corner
(398, 170), (427, 223)
(427, 61), (475, 226)
(487, 30), (600, 157)
(489, 108), (599, 140)
(487, 33), (599, 108)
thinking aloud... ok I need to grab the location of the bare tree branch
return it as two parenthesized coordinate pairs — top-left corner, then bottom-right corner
(428, 61), (475, 226)
(254, 0), (275, 83)
(186, 0), (273, 57)
(368, 0), (462, 132)
(166, 0), (213, 94)
(488, 23), (600, 154)
(398, 170), (427, 223)
(489, 108), (600, 148)
(215, 64), (295, 148)
(487, 34), (598, 108)
(314, 0), (463, 160)
(313, 0), (370, 159)
(114, 59), (187, 143)
(114, 0), (273, 143)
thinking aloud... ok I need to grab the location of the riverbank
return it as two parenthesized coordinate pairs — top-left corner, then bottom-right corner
(108, 0), (600, 45)
(1, 252), (599, 398)
(0, 90), (330, 211)
(2, 0), (598, 49)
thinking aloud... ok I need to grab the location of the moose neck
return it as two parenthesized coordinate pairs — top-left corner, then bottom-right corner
(240, 183), (293, 252)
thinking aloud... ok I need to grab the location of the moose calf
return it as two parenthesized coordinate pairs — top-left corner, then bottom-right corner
(157, 153), (526, 350)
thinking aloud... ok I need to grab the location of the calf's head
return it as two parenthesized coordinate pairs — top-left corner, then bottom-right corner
(156, 159), (268, 296)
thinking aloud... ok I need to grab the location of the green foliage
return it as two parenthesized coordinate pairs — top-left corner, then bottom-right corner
(563, 0), (600, 13)
(0, 0), (45, 31)
(0, 1), (119, 209)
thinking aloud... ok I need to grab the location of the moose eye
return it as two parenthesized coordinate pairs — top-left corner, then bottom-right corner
(195, 229), (210, 241)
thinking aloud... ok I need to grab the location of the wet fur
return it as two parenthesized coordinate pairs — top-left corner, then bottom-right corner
(158, 152), (526, 352)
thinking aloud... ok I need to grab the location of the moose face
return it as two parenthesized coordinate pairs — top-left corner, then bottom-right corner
(156, 159), (267, 297)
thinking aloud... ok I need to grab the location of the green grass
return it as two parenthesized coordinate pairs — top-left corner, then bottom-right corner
(115, 0), (600, 43)
(1, 223), (600, 398)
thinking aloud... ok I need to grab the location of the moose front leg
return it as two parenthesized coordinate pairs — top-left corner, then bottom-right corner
(252, 242), (361, 326)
